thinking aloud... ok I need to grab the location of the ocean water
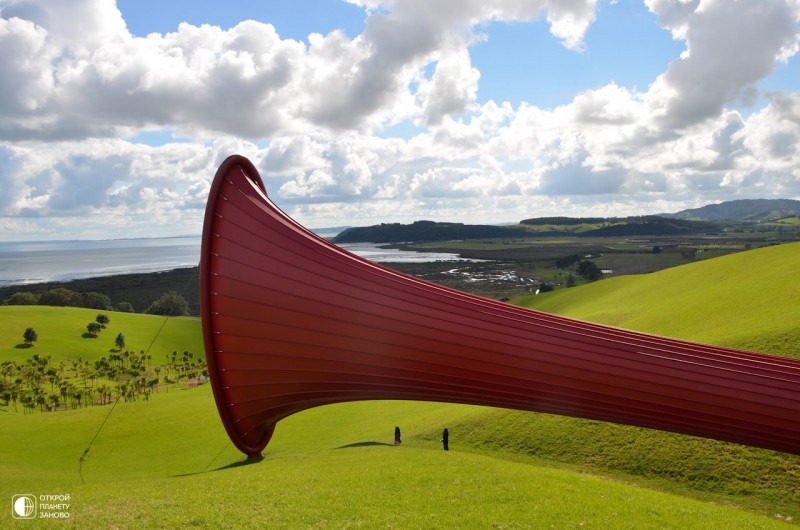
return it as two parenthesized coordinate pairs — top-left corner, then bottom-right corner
(0, 237), (203, 286)
(0, 238), (472, 287)
(337, 242), (480, 264)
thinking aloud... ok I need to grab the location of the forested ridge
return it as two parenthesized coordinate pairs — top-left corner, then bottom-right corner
(0, 267), (200, 315)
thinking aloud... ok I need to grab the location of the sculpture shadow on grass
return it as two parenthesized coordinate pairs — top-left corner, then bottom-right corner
(171, 455), (265, 478)
(335, 441), (394, 449)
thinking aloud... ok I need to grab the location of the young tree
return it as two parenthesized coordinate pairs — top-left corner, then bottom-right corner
(23, 327), (38, 346)
(96, 314), (110, 328)
(86, 322), (102, 336)
(115, 333), (126, 350)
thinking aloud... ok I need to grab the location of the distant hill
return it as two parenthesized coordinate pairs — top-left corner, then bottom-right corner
(311, 225), (352, 237)
(333, 220), (528, 243)
(336, 215), (718, 243)
(528, 215), (717, 237)
(335, 199), (800, 243)
(664, 198), (800, 221)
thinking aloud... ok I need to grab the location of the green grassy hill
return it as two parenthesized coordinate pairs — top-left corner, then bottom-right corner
(2, 244), (800, 527)
(0, 306), (202, 364)
(513, 242), (800, 357)
(1, 388), (792, 528)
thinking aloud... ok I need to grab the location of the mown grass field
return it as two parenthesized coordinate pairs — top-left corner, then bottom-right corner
(1, 242), (799, 527)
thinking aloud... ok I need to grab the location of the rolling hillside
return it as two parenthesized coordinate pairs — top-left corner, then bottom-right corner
(2, 392), (789, 528)
(513, 242), (800, 358)
(2, 244), (800, 526)
(665, 198), (800, 221)
(0, 305), (203, 363)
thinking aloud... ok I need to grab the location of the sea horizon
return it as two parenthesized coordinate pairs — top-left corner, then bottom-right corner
(0, 236), (203, 287)
(0, 235), (473, 287)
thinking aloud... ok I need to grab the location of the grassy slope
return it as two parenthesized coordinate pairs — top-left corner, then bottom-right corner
(2, 244), (800, 526)
(0, 306), (203, 363)
(0, 390), (788, 529)
(495, 241), (800, 516)
(513, 242), (800, 357)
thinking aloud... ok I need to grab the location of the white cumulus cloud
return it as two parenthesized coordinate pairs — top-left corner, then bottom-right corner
(0, 0), (798, 240)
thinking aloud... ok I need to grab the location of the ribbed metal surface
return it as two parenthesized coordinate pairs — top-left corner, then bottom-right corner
(201, 155), (800, 458)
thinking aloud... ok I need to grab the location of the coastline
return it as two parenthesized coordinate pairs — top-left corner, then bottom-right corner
(0, 240), (474, 316)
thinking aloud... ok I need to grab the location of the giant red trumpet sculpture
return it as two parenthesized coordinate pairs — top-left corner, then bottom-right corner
(201, 155), (800, 458)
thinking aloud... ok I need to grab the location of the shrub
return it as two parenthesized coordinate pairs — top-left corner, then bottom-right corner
(146, 291), (189, 316)
(116, 302), (134, 313)
(7, 292), (39, 305)
(81, 292), (112, 310)
(39, 288), (82, 307)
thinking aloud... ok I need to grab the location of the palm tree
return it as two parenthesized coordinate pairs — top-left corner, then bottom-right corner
(35, 389), (47, 412)
(11, 380), (22, 412)
(1, 389), (11, 408)
(1, 361), (16, 381)
(60, 383), (69, 406)
(72, 389), (83, 409)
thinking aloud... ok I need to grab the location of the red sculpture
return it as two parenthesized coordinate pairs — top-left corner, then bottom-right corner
(201, 155), (800, 458)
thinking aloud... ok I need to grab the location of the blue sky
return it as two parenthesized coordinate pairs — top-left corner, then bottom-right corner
(472, 3), (684, 107)
(119, 0), (367, 41)
(117, 0), (684, 122)
(0, 0), (799, 240)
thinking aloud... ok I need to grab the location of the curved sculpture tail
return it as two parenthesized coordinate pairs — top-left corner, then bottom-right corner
(201, 154), (800, 458)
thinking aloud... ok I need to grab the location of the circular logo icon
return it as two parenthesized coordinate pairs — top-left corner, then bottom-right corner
(12, 495), (36, 519)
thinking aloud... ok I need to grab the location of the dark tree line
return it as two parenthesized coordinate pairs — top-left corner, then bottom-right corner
(7, 288), (118, 310)
(0, 267), (200, 314)
(521, 216), (607, 226)
(3, 287), (189, 316)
